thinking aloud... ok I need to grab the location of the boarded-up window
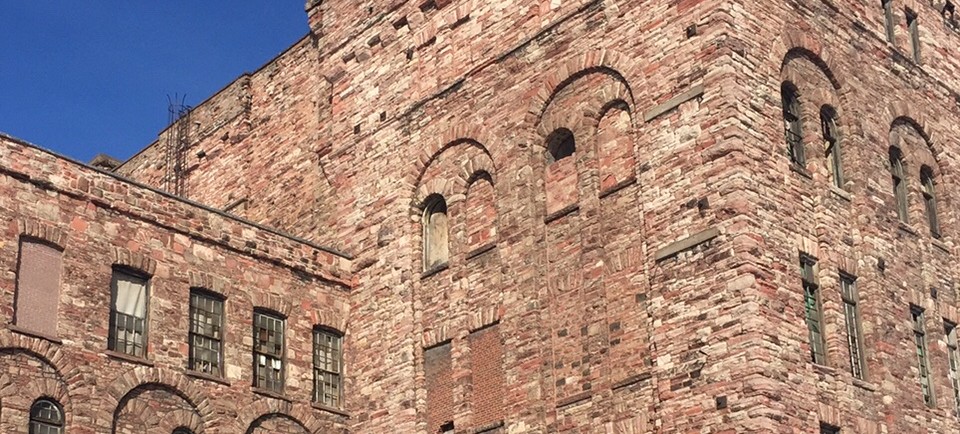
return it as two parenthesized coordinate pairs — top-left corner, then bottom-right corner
(14, 239), (63, 337)
(465, 175), (497, 252)
(469, 324), (504, 428)
(424, 342), (454, 433)
(109, 269), (149, 357)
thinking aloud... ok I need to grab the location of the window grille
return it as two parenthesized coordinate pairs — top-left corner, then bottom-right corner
(946, 321), (960, 415)
(801, 255), (826, 364)
(821, 107), (843, 188)
(782, 84), (805, 166)
(109, 269), (148, 358)
(29, 399), (64, 434)
(313, 328), (344, 408)
(890, 147), (909, 223)
(253, 311), (285, 392)
(189, 290), (224, 376)
(912, 306), (935, 407)
(921, 168), (940, 237)
(840, 275), (866, 379)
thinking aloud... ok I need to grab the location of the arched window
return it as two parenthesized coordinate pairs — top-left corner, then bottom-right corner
(422, 195), (449, 271)
(30, 399), (64, 434)
(546, 128), (575, 163)
(820, 106), (843, 188)
(781, 83), (804, 166)
(921, 166), (940, 237)
(890, 147), (909, 223)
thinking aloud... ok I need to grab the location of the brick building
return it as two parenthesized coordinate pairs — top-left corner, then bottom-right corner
(3, 0), (960, 432)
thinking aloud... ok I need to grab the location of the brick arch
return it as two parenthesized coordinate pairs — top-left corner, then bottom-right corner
(250, 292), (296, 319)
(771, 26), (844, 90)
(582, 81), (636, 129)
(311, 307), (347, 332)
(525, 49), (642, 126)
(187, 271), (229, 295)
(888, 115), (943, 178)
(534, 111), (597, 150)
(0, 362), (72, 426)
(157, 408), (206, 434)
(112, 246), (158, 276)
(234, 400), (326, 434)
(0, 331), (80, 423)
(114, 398), (160, 432)
(104, 366), (214, 431)
(410, 125), (497, 192)
(17, 219), (67, 249)
(413, 138), (497, 207)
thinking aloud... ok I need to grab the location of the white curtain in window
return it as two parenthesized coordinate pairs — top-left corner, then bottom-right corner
(113, 274), (147, 317)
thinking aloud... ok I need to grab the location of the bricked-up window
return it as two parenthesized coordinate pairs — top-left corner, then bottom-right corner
(890, 147), (909, 223)
(424, 342), (454, 434)
(801, 255), (826, 364)
(820, 423), (840, 434)
(468, 324), (505, 428)
(883, 0), (895, 42)
(907, 9), (921, 63)
(14, 239), (63, 337)
(189, 290), (224, 376)
(423, 194), (449, 271)
(945, 321), (960, 415)
(313, 327), (343, 408)
(840, 274), (866, 379)
(546, 128), (575, 163)
(29, 398), (63, 434)
(912, 305), (935, 407)
(820, 106), (843, 188)
(920, 166), (940, 237)
(253, 310), (285, 392)
(109, 269), (149, 358)
(781, 83), (804, 166)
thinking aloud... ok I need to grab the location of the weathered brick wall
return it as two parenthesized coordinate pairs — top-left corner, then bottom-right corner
(0, 134), (352, 433)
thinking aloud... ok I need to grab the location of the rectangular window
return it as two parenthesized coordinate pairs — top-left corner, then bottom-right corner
(946, 321), (960, 415)
(14, 239), (63, 337)
(253, 311), (285, 392)
(883, 0), (895, 42)
(801, 255), (826, 364)
(189, 290), (224, 376)
(109, 269), (149, 358)
(912, 306), (935, 407)
(840, 275), (866, 379)
(313, 328), (344, 408)
(907, 10), (921, 63)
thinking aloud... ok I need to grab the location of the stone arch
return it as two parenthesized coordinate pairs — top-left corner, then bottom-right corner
(250, 292), (296, 319)
(0, 331), (80, 425)
(112, 247), (158, 276)
(234, 400), (325, 434)
(526, 49), (642, 126)
(595, 99), (637, 191)
(770, 26), (844, 90)
(888, 115), (941, 177)
(16, 219), (67, 249)
(311, 307), (348, 333)
(111, 383), (205, 434)
(157, 409), (206, 434)
(409, 125), (497, 195)
(104, 366), (213, 431)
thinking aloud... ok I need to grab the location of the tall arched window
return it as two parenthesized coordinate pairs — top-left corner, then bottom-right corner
(921, 166), (940, 237)
(423, 195), (449, 271)
(781, 83), (804, 166)
(820, 106), (843, 188)
(890, 147), (909, 223)
(30, 399), (64, 434)
(545, 128), (575, 163)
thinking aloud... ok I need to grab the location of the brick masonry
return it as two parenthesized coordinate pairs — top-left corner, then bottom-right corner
(3, 0), (960, 433)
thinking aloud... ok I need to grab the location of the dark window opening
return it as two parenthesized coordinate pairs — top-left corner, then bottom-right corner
(546, 128), (576, 163)
(912, 305), (935, 407)
(781, 83), (805, 166)
(30, 399), (64, 434)
(907, 9), (921, 63)
(890, 147), (909, 223)
(921, 166), (940, 237)
(801, 254), (826, 365)
(883, 0), (895, 42)
(820, 106), (843, 188)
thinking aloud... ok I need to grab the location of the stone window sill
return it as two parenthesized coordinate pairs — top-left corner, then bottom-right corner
(471, 420), (505, 433)
(811, 363), (836, 375)
(932, 239), (951, 255)
(311, 402), (350, 418)
(599, 176), (637, 199)
(829, 185), (851, 202)
(465, 243), (497, 261)
(851, 377), (877, 392)
(556, 390), (593, 408)
(421, 262), (449, 279)
(252, 386), (291, 402)
(897, 221), (919, 237)
(105, 350), (154, 367)
(544, 204), (580, 224)
(185, 369), (231, 386)
(790, 163), (812, 180)
(8, 324), (62, 345)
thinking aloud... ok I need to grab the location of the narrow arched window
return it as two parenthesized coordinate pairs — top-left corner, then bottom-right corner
(781, 83), (804, 166)
(423, 195), (449, 271)
(820, 106), (843, 188)
(30, 399), (64, 434)
(890, 147), (909, 223)
(921, 166), (940, 237)
(546, 128), (575, 163)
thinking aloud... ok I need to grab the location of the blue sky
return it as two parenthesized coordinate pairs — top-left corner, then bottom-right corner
(0, 2), (308, 162)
